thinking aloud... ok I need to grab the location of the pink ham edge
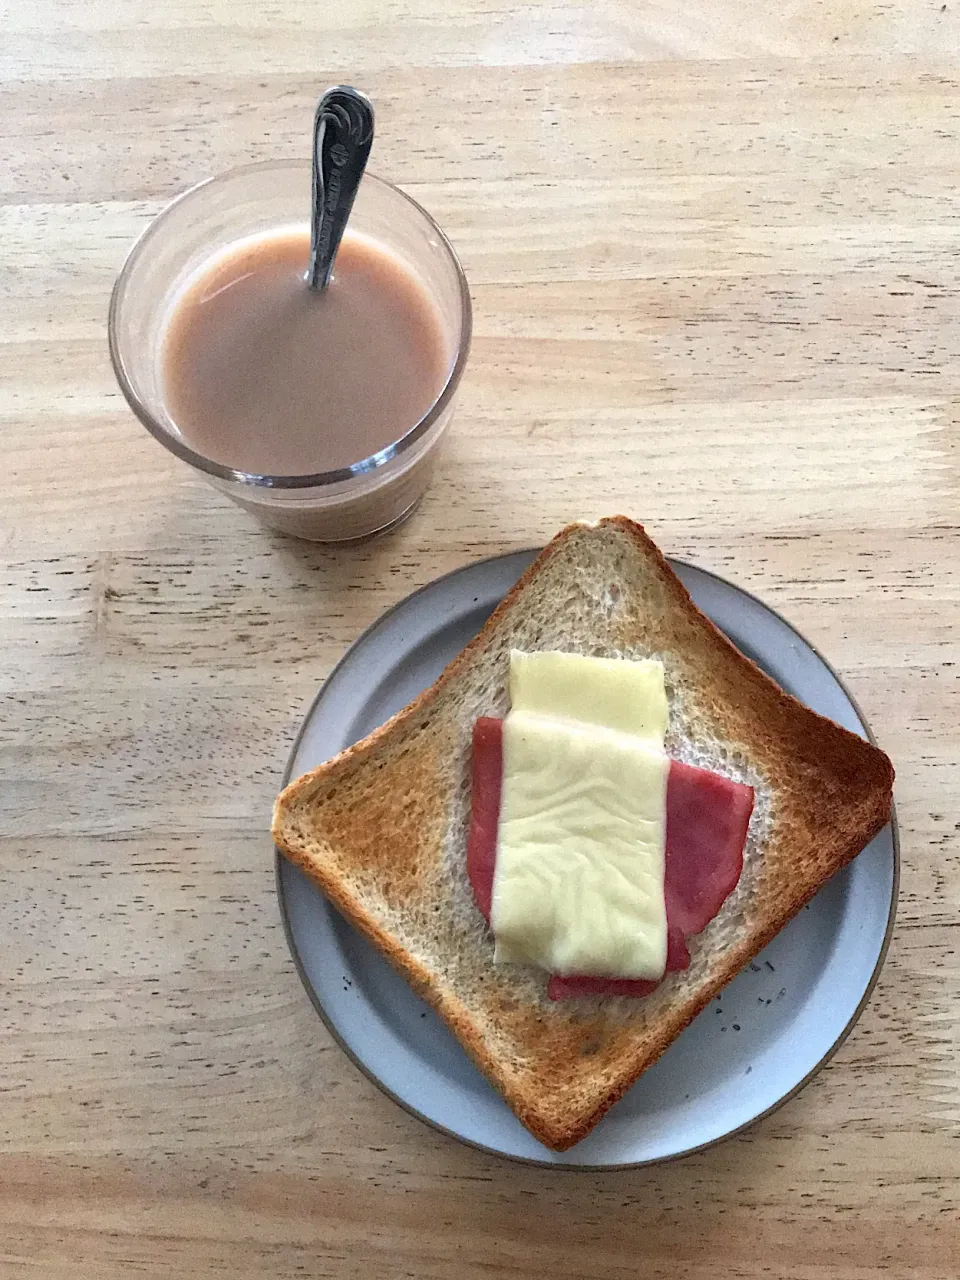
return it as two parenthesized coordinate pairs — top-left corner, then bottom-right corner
(467, 717), (754, 1001)
(466, 718), (502, 922)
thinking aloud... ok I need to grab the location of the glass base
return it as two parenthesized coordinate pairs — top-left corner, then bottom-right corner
(247, 491), (426, 543)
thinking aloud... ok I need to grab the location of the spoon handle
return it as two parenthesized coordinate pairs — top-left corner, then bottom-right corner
(307, 86), (375, 291)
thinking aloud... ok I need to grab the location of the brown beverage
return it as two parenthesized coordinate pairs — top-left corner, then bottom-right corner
(161, 227), (451, 476)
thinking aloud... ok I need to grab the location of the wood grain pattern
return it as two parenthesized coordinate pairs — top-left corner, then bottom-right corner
(1, 0), (958, 1274)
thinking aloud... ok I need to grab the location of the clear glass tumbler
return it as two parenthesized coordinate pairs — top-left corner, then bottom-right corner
(109, 161), (471, 541)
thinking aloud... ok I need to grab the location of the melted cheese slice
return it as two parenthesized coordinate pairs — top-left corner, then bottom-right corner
(491, 651), (670, 980)
(508, 649), (668, 740)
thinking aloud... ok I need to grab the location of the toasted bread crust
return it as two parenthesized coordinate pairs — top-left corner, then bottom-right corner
(273, 517), (894, 1151)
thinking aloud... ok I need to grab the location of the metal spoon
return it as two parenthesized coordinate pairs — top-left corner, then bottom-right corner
(306, 85), (375, 292)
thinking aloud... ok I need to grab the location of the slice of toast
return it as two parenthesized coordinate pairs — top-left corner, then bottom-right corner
(272, 518), (894, 1151)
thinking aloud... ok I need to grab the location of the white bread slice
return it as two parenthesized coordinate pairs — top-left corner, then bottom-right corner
(272, 518), (894, 1151)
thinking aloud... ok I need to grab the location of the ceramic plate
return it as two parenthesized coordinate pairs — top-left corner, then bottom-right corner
(276, 551), (898, 1167)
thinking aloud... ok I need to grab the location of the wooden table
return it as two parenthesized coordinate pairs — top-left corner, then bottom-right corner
(3, 1), (959, 1275)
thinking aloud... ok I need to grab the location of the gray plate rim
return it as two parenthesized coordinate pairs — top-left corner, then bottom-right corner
(275, 549), (899, 1170)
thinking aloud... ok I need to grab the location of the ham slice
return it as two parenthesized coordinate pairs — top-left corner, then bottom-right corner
(467, 717), (754, 1001)
(465, 717), (503, 923)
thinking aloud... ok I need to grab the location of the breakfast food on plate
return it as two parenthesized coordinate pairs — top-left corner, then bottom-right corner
(467, 656), (757, 1001)
(272, 517), (894, 1151)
